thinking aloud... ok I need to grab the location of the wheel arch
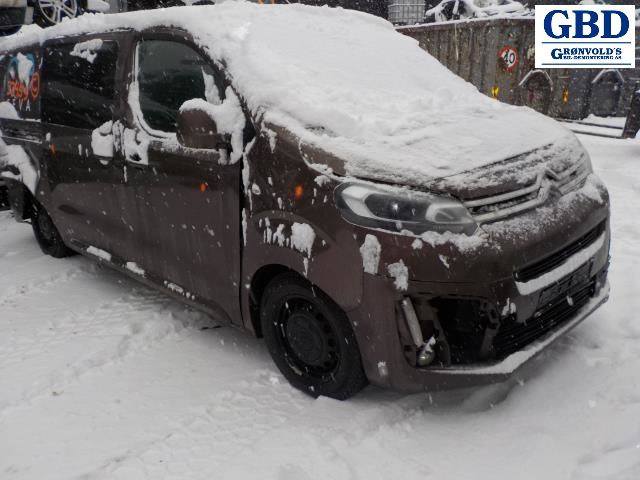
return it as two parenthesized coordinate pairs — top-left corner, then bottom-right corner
(247, 263), (297, 337)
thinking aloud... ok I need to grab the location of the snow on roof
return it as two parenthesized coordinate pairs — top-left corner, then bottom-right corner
(0, 2), (571, 185)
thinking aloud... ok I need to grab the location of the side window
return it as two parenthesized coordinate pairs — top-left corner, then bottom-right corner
(136, 40), (224, 133)
(42, 40), (118, 129)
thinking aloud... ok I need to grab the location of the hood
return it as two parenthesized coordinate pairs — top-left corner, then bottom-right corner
(425, 133), (590, 200)
(293, 107), (575, 194)
(278, 120), (587, 203)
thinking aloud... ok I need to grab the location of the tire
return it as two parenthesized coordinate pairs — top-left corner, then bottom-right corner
(32, 201), (75, 258)
(33, 0), (80, 28)
(260, 273), (367, 400)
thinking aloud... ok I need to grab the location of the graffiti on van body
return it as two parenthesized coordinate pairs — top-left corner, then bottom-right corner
(3, 52), (41, 115)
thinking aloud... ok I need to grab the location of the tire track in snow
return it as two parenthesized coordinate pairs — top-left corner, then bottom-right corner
(0, 287), (213, 417)
(0, 260), (100, 308)
(573, 438), (640, 479)
(81, 371), (311, 480)
(213, 392), (435, 480)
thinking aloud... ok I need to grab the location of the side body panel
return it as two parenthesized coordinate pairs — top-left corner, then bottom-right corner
(41, 33), (132, 258)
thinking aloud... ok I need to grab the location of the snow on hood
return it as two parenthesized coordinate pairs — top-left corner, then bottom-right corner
(0, 2), (571, 185)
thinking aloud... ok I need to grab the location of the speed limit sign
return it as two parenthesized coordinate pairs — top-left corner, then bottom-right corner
(498, 46), (519, 73)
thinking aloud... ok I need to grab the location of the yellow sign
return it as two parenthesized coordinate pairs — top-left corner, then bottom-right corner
(562, 87), (570, 104)
(491, 85), (500, 99)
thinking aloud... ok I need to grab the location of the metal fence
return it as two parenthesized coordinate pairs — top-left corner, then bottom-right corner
(400, 19), (640, 120)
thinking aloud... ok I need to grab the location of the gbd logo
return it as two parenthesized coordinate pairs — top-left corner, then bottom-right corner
(544, 9), (630, 39)
(535, 5), (636, 68)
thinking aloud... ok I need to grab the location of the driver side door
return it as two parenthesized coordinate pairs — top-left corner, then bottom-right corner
(121, 35), (243, 325)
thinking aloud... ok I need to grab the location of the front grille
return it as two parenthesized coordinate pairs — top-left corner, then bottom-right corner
(469, 188), (541, 218)
(463, 159), (590, 223)
(515, 221), (606, 282)
(493, 281), (593, 359)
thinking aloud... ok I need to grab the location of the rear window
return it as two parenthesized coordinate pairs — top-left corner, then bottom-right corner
(42, 40), (118, 129)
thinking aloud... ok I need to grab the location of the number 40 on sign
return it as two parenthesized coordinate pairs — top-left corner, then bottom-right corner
(498, 46), (519, 72)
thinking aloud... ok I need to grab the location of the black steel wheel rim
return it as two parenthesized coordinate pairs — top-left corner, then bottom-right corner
(276, 297), (340, 380)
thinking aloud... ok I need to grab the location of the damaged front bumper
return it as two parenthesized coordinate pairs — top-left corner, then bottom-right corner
(349, 266), (610, 393)
(416, 280), (610, 390)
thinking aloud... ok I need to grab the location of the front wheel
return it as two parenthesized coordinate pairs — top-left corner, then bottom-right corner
(32, 201), (75, 258)
(260, 273), (367, 400)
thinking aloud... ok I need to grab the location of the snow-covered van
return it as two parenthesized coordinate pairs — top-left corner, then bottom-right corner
(0, 3), (610, 399)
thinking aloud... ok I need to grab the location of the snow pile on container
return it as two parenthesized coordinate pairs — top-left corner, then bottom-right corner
(425, 0), (528, 24)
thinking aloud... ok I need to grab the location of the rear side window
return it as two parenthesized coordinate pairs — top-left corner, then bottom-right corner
(42, 40), (118, 129)
(136, 40), (224, 133)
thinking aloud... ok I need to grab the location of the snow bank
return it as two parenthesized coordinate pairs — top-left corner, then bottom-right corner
(0, 102), (19, 120)
(0, 3), (567, 186)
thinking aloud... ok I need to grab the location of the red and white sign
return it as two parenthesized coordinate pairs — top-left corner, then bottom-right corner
(498, 46), (519, 72)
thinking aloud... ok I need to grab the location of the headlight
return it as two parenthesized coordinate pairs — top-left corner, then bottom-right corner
(335, 183), (477, 235)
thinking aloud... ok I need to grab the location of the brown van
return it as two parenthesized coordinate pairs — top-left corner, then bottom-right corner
(0, 4), (610, 399)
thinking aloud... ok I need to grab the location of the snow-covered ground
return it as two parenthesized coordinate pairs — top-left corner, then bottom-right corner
(0, 134), (638, 480)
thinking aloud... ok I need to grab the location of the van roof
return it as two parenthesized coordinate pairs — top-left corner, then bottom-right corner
(0, 2), (571, 186)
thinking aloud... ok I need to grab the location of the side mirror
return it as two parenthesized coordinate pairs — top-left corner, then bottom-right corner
(176, 102), (231, 150)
